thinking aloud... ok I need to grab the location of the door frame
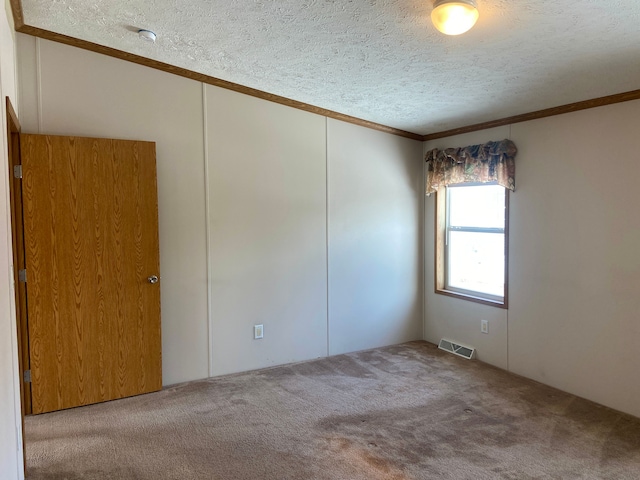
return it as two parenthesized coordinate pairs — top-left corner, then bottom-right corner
(6, 96), (29, 474)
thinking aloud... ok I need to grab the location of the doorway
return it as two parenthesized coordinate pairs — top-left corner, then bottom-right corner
(20, 133), (163, 414)
(6, 101), (163, 420)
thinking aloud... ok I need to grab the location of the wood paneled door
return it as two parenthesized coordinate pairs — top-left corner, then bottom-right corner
(20, 134), (162, 414)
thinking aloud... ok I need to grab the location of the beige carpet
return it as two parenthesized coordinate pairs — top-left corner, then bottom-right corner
(26, 341), (640, 479)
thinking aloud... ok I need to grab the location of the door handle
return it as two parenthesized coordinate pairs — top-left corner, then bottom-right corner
(148, 275), (159, 284)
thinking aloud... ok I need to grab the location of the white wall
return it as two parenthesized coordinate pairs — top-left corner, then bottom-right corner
(328, 119), (423, 355)
(0, 0), (23, 478)
(206, 86), (328, 375)
(424, 101), (640, 418)
(15, 36), (423, 386)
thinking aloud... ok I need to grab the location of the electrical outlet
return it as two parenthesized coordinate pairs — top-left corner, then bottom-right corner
(481, 320), (489, 334)
(254, 324), (264, 339)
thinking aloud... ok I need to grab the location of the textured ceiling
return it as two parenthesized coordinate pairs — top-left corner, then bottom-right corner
(20, 0), (640, 135)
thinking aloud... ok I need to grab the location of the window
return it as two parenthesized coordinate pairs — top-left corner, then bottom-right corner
(435, 183), (508, 307)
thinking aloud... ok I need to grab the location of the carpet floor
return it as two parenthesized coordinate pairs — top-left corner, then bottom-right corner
(25, 341), (640, 479)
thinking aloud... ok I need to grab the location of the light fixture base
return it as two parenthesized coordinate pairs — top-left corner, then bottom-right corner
(433, 0), (477, 9)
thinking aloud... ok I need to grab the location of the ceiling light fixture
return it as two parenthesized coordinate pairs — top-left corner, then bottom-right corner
(138, 29), (157, 43)
(431, 0), (479, 36)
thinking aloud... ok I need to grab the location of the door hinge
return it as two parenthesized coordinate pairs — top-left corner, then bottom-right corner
(18, 269), (26, 283)
(13, 165), (22, 179)
(23, 370), (31, 383)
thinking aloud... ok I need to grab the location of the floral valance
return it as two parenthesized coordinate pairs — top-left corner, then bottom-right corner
(425, 139), (517, 196)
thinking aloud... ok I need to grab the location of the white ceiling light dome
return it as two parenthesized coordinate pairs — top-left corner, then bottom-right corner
(138, 29), (157, 43)
(431, 0), (479, 36)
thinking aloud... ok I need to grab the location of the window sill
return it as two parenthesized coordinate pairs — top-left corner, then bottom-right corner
(435, 288), (508, 309)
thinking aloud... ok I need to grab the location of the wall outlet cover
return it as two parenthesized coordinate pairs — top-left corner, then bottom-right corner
(254, 324), (264, 339)
(481, 320), (489, 334)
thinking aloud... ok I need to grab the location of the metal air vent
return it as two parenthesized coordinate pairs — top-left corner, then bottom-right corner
(438, 338), (476, 360)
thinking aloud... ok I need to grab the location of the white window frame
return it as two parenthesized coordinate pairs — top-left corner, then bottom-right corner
(435, 182), (509, 308)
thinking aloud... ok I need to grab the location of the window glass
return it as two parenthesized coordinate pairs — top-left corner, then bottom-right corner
(447, 231), (504, 297)
(436, 183), (507, 305)
(448, 185), (505, 229)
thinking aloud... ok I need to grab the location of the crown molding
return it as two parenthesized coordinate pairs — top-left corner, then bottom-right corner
(9, 0), (24, 29)
(422, 89), (640, 141)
